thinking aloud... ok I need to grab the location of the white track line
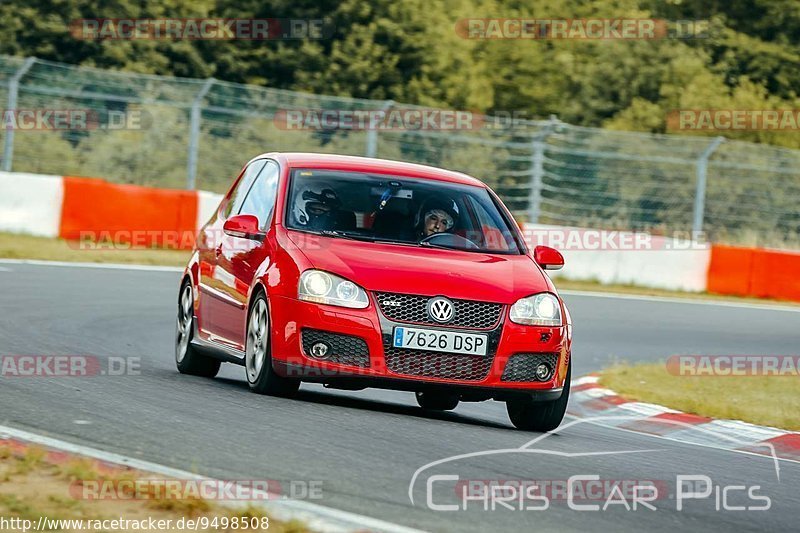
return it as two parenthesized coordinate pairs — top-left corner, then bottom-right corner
(0, 424), (425, 533)
(572, 375), (599, 386)
(560, 289), (800, 312)
(0, 259), (182, 272)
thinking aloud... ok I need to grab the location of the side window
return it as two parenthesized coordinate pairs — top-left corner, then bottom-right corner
(221, 159), (267, 219)
(238, 161), (280, 230)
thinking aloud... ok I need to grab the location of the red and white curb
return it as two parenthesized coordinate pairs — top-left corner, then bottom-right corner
(568, 375), (800, 464)
(0, 424), (424, 533)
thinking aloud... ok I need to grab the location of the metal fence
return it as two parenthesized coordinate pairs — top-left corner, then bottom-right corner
(1, 54), (798, 249)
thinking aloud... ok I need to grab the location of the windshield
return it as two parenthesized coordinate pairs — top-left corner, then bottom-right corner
(285, 169), (522, 254)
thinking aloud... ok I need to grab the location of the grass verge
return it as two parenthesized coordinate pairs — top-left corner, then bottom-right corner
(0, 232), (189, 266)
(0, 444), (308, 532)
(599, 362), (800, 431)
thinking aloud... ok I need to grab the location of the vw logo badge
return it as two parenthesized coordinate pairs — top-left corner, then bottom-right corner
(427, 297), (455, 323)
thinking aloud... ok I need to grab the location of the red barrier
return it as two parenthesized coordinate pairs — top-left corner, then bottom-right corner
(59, 177), (198, 249)
(708, 245), (800, 301)
(707, 245), (754, 296)
(750, 248), (800, 301)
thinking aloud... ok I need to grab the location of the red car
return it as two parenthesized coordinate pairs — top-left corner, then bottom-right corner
(176, 153), (573, 431)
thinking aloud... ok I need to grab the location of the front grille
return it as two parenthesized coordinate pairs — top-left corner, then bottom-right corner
(384, 346), (493, 381)
(301, 329), (370, 368)
(501, 353), (560, 382)
(375, 292), (502, 330)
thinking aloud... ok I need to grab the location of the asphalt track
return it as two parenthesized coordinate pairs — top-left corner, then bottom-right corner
(0, 261), (798, 532)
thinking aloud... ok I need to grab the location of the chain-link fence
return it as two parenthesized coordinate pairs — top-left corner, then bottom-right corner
(1, 55), (798, 249)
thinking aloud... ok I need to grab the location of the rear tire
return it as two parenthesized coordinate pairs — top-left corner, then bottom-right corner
(245, 293), (300, 397)
(175, 281), (221, 378)
(416, 391), (459, 411)
(506, 361), (570, 431)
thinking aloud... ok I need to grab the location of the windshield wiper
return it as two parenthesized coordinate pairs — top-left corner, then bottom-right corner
(419, 241), (460, 250)
(319, 230), (421, 247)
(320, 230), (376, 242)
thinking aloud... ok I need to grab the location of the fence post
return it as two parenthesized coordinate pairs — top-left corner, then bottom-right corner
(692, 136), (725, 235)
(186, 77), (215, 189)
(528, 139), (546, 224)
(365, 100), (394, 158)
(2, 57), (36, 172)
(527, 117), (560, 224)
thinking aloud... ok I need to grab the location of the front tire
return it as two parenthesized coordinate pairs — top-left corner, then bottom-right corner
(175, 281), (221, 378)
(506, 361), (570, 431)
(245, 293), (300, 397)
(416, 391), (459, 411)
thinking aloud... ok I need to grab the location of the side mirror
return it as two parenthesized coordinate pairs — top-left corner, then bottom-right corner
(223, 214), (265, 241)
(533, 245), (564, 271)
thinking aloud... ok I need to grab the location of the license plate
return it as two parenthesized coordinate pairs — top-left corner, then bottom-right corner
(392, 327), (488, 356)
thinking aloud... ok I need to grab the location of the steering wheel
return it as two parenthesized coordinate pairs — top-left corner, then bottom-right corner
(419, 232), (480, 250)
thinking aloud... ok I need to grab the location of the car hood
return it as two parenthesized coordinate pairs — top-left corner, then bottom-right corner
(287, 232), (550, 304)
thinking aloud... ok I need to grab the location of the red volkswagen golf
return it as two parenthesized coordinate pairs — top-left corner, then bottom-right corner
(176, 153), (573, 431)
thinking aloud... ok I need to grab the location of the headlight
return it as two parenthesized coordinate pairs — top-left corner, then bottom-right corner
(509, 293), (562, 326)
(298, 270), (369, 309)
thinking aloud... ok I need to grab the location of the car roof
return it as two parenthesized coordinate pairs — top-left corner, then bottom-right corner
(250, 152), (486, 188)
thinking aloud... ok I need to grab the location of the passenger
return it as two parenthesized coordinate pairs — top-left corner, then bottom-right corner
(414, 195), (460, 239)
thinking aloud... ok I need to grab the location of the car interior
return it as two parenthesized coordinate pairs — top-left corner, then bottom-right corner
(288, 171), (518, 252)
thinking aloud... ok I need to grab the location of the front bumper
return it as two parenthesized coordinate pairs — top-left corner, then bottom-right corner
(268, 294), (570, 394)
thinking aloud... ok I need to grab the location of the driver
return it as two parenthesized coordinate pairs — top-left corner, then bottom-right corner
(414, 195), (459, 239)
(292, 183), (342, 231)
